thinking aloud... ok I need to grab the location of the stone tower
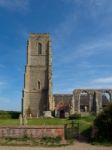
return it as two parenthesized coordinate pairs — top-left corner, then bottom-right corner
(22, 33), (52, 117)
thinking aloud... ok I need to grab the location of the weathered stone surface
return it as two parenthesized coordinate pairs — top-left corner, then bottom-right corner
(72, 89), (112, 114)
(53, 94), (72, 117)
(43, 111), (52, 118)
(22, 33), (53, 117)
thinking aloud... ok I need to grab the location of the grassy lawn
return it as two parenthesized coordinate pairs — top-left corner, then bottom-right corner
(78, 115), (96, 133)
(28, 118), (67, 125)
(0, 115), (95, 126)
(0, 119), (19, 126)
(0, 118), (68, 126)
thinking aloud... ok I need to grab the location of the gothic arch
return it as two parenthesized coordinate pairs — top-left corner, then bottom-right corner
(79, 90), (90, 112)
(101, 90), (111, 107)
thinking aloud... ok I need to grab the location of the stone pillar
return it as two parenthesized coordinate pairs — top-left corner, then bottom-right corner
(19, 114), (23, 125)
(71, 94), (75, 114)
(89, 93), (93, 112)
(73, 90), (80, 113)
(78, 92), (80, 113)
(109, 91), (112, 102)
(23, 114), (28, 125)
(95, 91), (102, 113)
(99, 92), (102, 111)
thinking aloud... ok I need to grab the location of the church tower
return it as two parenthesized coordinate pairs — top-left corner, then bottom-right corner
(22, 33), (52, 117)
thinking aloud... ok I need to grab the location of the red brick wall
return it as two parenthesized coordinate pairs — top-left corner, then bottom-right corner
(0, 126), (64, 139)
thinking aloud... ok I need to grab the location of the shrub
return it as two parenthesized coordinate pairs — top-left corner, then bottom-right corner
(0, 111), (11, 119)
(94, 102), (112, 141)
(69, 113), (81, 120)
(9, 111), (20, 119)
(40, 136), (62, 146)
(0, 111), (20, 119)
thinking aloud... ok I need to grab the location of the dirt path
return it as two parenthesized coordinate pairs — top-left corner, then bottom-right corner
(0, 142), (112, 150)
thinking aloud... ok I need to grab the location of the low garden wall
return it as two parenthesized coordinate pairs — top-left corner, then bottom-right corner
(0, 126), (64, 139)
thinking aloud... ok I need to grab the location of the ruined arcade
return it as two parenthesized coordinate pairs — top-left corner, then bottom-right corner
(72, 89), (112, 114)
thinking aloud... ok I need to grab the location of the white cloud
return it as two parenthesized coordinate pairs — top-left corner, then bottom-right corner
(53, 12), (78, 50)
(52, 0), (112, 91)
(62, 0), (112, 10)
(53, 0), (112, 64)
(74, 84), (112, 89)
(0, 0), (31, 12)
(61, 0), (112, 22)
(93, 77), (112, 83)
(53, 88), (73, 94)
(61, 36), (112, 63)
(0, 81), (6, 85)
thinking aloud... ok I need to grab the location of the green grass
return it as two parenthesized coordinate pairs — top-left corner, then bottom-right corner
(0, 118), (68, 126)
(78, 115), (96, 133)
(0, 119), (19, 125)
(28, 118), (67, 125)
(0, 115), (95, 133)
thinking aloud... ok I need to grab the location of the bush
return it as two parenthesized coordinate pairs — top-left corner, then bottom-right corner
(40, 136), (62, 146)
(0, 111), (11, 119)
(94, 102), (112, 141)
(69, 113), (81, 120)
(9, 111), (20, 119)
(0, 111), (20, 119)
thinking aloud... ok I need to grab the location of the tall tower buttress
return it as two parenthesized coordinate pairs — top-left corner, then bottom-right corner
(22, 33), (52, 117)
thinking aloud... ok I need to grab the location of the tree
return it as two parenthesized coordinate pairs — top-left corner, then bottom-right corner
(94, 102), (112, 141)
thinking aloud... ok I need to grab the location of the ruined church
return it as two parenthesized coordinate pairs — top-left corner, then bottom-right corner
(22, 33), (112, 117)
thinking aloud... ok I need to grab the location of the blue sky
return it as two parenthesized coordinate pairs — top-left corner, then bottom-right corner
(0, 0), (112, 111)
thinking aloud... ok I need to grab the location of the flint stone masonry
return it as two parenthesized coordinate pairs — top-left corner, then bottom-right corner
(22, 33), (53, 117)
(72, 89), (112, 114)
(0, 126), (64, 139)
(53, 94), (72, 117)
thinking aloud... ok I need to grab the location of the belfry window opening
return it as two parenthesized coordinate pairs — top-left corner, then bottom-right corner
(38, 43), (42, 55)
(38, 81), (41, 89)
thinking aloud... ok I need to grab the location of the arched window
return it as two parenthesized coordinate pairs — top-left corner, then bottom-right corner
(38, 81), (41, 89)
(102, 91), (111, 107)
(38, 43), (42, 55)
(80, 91), (89, 112)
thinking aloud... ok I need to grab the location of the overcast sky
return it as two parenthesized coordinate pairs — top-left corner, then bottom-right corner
(0, 0), (112, 111)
